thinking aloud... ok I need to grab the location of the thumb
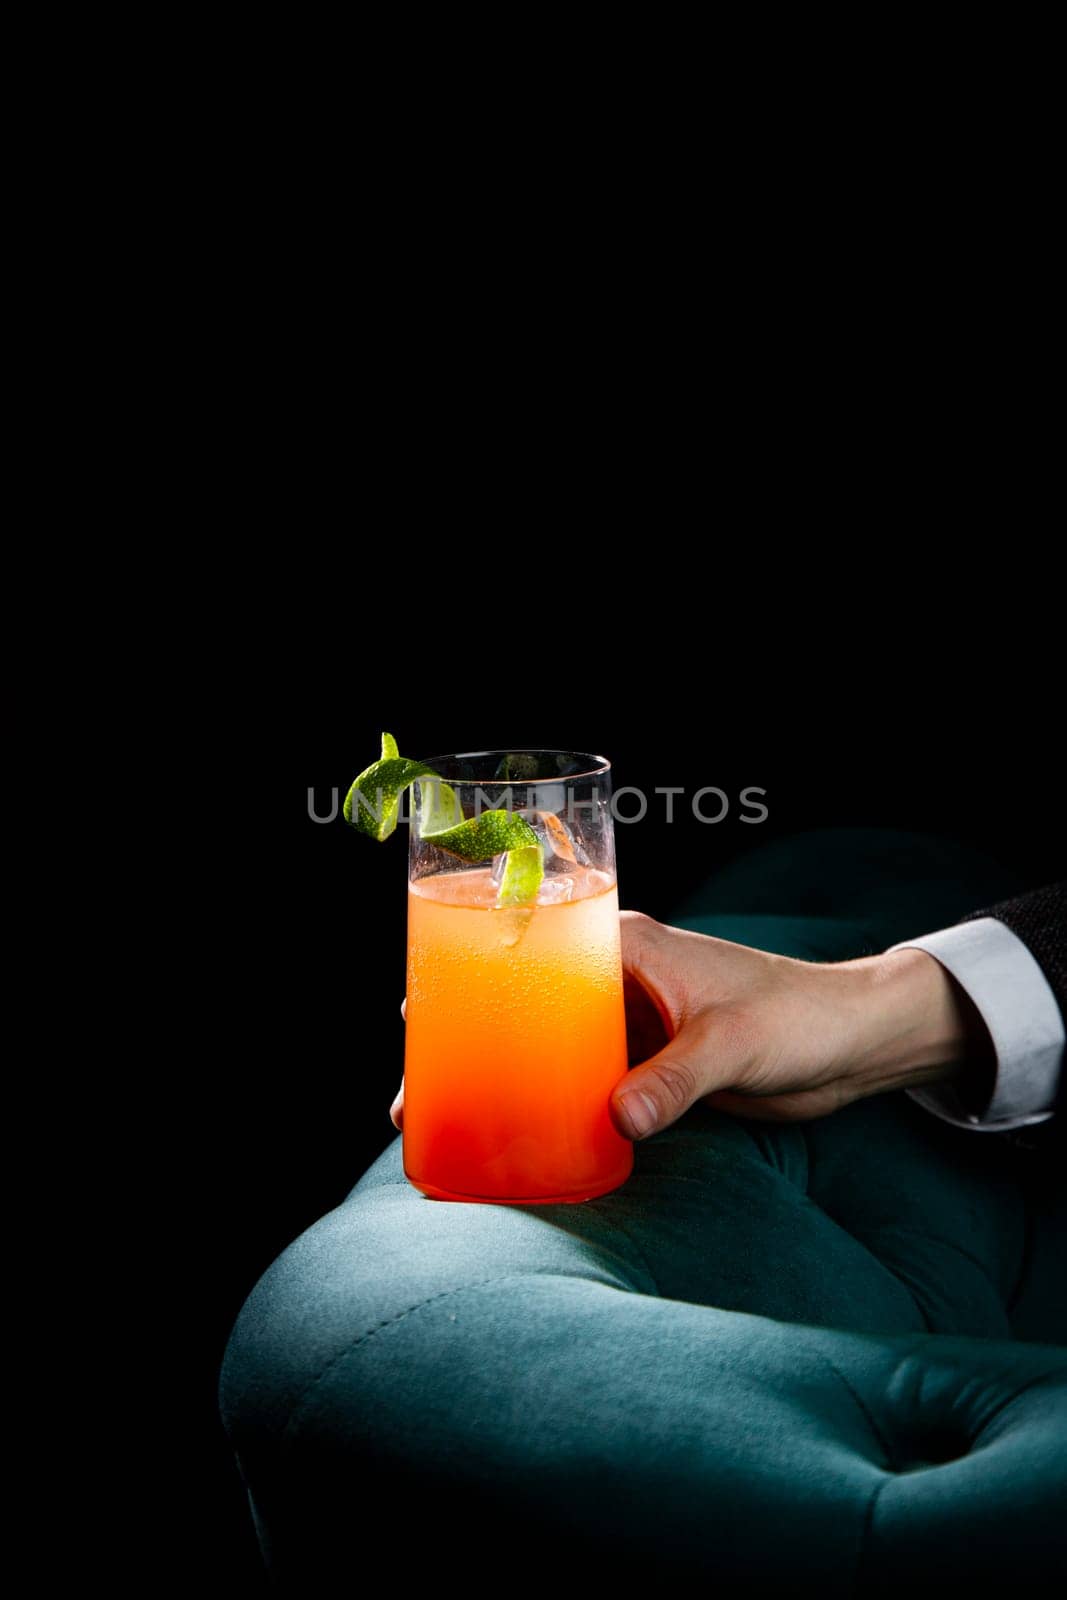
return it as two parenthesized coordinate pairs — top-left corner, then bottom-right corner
(611, 1014), (748, 1140)
(610, 1041), (705, 1140)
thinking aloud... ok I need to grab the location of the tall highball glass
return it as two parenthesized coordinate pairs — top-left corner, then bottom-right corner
(404, 750), (632, 1205)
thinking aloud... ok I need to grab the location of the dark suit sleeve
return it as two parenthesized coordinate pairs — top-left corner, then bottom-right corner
(893, 883), (1065, 1139)
(959, 883), (1066, 1023)
(958, 883), (1066, 1136)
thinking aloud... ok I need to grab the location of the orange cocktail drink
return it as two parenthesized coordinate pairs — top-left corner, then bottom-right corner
(404, 864), (631, 1203)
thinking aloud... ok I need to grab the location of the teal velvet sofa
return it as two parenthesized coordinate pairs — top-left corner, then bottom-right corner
(220, 832), (1067, 1591)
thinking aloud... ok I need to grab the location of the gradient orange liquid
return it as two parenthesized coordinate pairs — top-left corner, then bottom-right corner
(403, 865), (633, 1203)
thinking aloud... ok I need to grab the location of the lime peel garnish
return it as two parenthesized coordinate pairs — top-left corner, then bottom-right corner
(495, 844), (543, 905)
(343, 733), (545, 907)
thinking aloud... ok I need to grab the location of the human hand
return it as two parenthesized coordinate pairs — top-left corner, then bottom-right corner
(607, 912), (988, 1139)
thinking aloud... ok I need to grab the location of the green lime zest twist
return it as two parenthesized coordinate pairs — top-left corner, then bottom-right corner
(342, 733), (544, 906)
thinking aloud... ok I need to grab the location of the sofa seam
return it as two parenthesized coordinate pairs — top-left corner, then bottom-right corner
(581, 1205), (661, 1296)
(278, 1270), (592, 1449)
(795, 1121), (813, 1193)
(855, 1473), (890, 1596)
(802, 1204), (935, 1334)
(816, 1351), (898, 1472)
(969, 1369), (1066, 1451)
(1004, 1185), (1038, 1319)
(819, 1348), (898, 1598)
(831, 1213), (1007, 1295)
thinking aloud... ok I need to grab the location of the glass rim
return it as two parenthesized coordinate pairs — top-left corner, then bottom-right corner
(419, 748), (611, 785)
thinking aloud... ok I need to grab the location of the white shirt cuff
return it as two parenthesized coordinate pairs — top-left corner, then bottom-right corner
(887, 917), (1064, 1132)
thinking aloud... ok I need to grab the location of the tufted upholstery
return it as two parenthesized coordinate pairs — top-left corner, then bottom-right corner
(221, 834), (1067, 1590)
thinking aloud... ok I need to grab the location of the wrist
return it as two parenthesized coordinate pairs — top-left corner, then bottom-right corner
(831, 947), (979, 1096)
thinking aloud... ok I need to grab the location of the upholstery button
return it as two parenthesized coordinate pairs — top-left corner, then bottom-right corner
(894, 1426), (970, 1472)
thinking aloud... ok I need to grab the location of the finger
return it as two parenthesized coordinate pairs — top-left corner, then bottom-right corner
(619, 910), (666, 982)
(400, 997), (407, 1021)
(619, 912), (680, 1033)
(610, 1011), (756, 1141)
(623, 970), (671, 1066)
(390, 1078), (405, 1129)
(610, 1044), (705, 1140)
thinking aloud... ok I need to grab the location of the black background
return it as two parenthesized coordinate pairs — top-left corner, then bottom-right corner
(204, 643), (1064, 1588)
